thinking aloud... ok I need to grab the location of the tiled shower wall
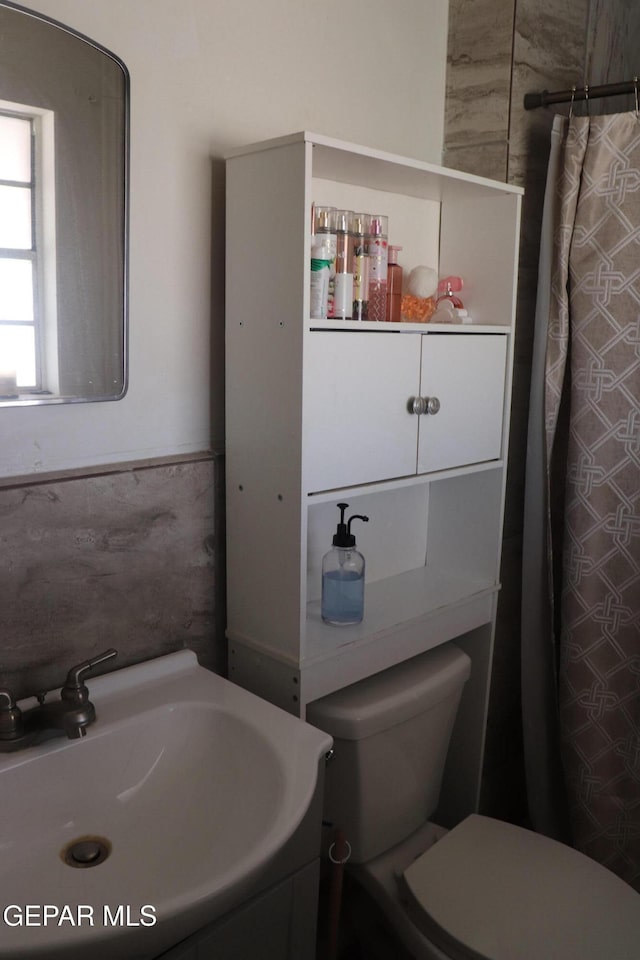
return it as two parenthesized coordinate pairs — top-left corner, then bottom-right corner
(0, 454), (226, 699)
(445, 0), (640, 820)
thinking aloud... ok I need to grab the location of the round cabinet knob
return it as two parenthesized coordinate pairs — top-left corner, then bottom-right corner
(408, 396), (441, 416)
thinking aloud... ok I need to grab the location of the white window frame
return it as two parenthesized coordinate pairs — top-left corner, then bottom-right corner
(0, 99), (57, 394)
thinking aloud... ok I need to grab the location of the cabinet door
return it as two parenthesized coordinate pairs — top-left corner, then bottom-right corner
(417, 334), (507, 474)
(303, 331), (420, 492)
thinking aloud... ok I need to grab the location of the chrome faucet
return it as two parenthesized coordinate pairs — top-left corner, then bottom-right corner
(0, 648), (117, 752)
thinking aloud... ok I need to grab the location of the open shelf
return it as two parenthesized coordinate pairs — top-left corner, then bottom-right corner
(304, 565), (497, 666)
(227, 131), (522, 203)
(307, 321), (511, 333)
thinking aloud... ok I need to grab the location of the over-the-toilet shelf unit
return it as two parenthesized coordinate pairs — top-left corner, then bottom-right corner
(225, 132), (522, 824)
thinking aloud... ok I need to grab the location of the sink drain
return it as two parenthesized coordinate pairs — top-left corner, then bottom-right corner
(62, 836), (111, 868)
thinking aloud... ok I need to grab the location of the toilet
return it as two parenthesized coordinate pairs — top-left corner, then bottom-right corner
(307, 643), (640, 960)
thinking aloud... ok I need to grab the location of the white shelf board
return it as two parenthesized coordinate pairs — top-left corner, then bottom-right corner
(305, 459), (504, 502)
(307, 321), (511, 334)
(226, 132), (523, 204)
(301, 590), (497, 704)
(303, 565), (497, 667)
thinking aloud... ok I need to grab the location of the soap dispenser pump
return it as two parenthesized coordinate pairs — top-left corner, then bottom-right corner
(321, 503), (369, 626)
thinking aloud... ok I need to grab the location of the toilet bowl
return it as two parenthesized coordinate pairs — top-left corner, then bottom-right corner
(307, 644), (640, 960)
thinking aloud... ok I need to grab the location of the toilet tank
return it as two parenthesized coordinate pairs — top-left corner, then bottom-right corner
(306, 643), (471, 863)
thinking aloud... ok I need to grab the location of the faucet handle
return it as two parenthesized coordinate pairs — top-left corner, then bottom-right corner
(61, 649), (118, 704)
(0, 688), (24, 740)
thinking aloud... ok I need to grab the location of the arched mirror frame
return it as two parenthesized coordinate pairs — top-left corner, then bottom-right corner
(0, 0), (129, 406)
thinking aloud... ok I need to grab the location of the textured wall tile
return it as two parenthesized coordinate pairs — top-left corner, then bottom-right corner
(513, 0), (588, 88)
(585, 0), (640, 113)
(443, 140), (508, 180)
(445, 0), (515, 149)
(0, 456), (224, 699)
(509, 0), (590, 190)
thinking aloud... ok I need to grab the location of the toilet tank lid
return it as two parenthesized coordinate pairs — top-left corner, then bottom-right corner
(402, 815), (640, 960)
(306, 644), (471, 740)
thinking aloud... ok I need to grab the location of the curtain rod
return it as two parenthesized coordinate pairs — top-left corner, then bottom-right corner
(524, 79), (639, 110)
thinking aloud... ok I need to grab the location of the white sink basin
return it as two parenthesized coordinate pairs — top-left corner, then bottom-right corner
(0, 651), (331, 959)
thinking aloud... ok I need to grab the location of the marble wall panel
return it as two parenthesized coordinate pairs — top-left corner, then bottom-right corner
(585, 0), (640, 113)
(0, 454), (225, 700)
(442, 140), (508, 181)
(509, 0), (590, 190)
(445, 0), (515, 150)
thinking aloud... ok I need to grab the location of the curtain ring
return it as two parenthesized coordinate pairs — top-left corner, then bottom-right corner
(634, 76), (639, 119)
(569, 85), (576, 119)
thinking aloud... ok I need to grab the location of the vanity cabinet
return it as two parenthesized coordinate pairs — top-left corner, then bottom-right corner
(225, 132), (522, 824)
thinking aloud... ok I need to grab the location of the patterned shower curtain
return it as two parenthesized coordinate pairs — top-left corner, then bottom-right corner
(543, 112), (640, 889)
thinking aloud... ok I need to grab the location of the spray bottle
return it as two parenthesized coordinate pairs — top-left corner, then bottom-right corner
(313, 206), (337, 317)
(331, 209), (353, 319)
(310, 236), (333, 319)
(321, 503), (369, 625)
(366, 214), (388, 322)
(349, 213), (370, 321)
(386, 244), (403, 322)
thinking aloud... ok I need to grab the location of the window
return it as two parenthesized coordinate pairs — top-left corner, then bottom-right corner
(0, 103), (56, 396)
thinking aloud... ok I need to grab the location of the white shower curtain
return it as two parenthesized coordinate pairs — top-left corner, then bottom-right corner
(523, 112), (640, 890)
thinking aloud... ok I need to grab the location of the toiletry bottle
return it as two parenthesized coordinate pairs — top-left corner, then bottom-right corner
(332, 209), (353, 319)
(310, 236), (333, 319)
(349, 212), (370, 321)
(366, 214), (388, 322)
(314, 206), (337, 318)
(386, 244), (403, 322)
(436, 275), (464, 308)
(321, 503), (369, 625)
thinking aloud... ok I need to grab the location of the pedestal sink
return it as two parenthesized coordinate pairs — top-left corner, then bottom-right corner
(0, 651), (331, 959)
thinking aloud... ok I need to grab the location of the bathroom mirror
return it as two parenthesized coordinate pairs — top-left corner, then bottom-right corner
(0, 1), (128, 405)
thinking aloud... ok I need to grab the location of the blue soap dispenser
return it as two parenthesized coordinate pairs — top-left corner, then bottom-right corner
(321, 502), (369, 626)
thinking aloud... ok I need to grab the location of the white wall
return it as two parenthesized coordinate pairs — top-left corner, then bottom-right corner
(1, 0), (448, 478)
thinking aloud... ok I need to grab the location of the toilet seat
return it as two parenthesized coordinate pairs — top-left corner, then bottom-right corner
(402, 815), (640, 960)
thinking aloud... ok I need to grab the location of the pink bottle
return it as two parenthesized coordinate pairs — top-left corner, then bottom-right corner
(385, 245), (403, 322)
(366, 215), (388, 322)
(436, 275), (464, 308)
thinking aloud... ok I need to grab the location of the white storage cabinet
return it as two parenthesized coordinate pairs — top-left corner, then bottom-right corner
(225, 132), (521, 824)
